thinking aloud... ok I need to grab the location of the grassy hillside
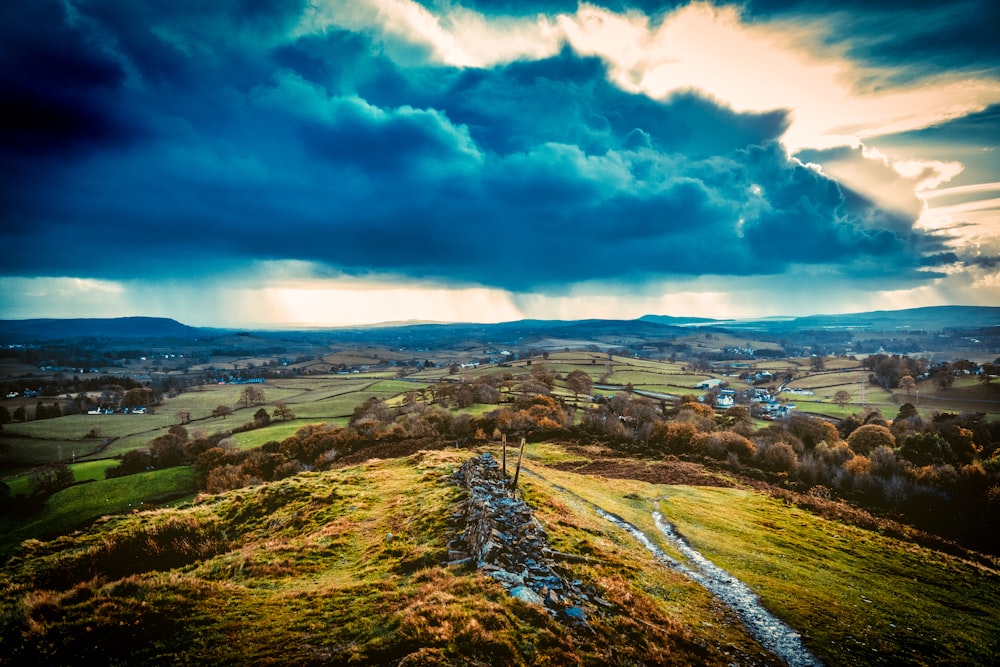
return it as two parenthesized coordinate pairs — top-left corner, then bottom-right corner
(2, 444), (998, 665)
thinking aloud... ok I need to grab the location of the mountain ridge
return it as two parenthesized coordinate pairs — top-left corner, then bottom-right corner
(1, 305), (997, 342)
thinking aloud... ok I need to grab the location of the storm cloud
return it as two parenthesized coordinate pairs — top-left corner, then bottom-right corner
(1, 0), (997, 323)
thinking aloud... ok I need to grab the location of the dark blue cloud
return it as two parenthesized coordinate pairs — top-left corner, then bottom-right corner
(0, 0), (960, 295)
(0, 1), (137, 158)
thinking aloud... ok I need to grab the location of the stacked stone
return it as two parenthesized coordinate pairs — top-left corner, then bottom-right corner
(448, 453), (591, 628)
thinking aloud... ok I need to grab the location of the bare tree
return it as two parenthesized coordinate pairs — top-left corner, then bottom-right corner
(834, 390), (851, 409)
(238, 386), (265, 408)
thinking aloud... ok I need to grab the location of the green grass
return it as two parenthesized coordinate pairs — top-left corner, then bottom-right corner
(0, 450), (759, 665)
(657, 485), (1000, 665)
(4, 460), (120, 497)
(0, 466), (197, 561)
(2, 444), (999, 665)
(521, 458), (1000, 666)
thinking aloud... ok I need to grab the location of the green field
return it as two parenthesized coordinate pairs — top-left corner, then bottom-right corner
(0, 466), (197, 561)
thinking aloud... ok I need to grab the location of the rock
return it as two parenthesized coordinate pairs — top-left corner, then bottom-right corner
(453, 453), (594, 629)
(563, 606), (588, 624)
(511, 586), (545, 605)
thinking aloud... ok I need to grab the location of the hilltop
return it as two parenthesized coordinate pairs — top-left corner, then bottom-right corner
(1, 441), (998, 665)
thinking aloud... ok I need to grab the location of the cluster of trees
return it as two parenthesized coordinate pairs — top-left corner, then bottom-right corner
(0, 385), (159, 424)
(30, 360), (992, 553)
(863, 354), (999, 392)
(105, 399), (297, 482)
(616, 398), (1000, 551)
(1, 374), (147, 399)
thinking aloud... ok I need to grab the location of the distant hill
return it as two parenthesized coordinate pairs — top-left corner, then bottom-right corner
(638, 314), (723, 326)
(786, 306), (1000, 331)
(0, 317), (204, 341)
(2, 306), (996, 344)
(643, 306), (1000, 333)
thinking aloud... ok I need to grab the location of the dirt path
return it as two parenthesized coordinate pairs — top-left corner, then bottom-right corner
(526, 468), (821, 667)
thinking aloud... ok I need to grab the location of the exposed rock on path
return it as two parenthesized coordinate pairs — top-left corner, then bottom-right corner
(526, 468), (821, 667)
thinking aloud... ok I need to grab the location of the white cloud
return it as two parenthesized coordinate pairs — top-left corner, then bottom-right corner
(558, 2), (1000, 152)
(299, 1), (1000, 155)
(292, 0), (561, 67)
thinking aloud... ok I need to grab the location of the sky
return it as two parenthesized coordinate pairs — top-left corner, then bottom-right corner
(1, 0), (998, 327)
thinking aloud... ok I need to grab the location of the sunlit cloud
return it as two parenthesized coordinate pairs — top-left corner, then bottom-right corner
(307, 1), (1000, 152)
(293, 0), (562, 67)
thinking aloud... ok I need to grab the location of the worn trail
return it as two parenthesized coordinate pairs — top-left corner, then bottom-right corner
(525, 468), (821, 667)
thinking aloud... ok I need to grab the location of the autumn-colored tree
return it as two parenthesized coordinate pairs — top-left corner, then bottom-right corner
(692, 431), (756, 461)
(650, 421), (697, 454)
(530, 365), (559, 390)
(847, 424), (896, 456)
(899, 375), (917, 394)
(755, 440), (798, 472)
(785, 415), (839, 449)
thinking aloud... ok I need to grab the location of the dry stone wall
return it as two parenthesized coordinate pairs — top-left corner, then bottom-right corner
(448, 453), (605, 628)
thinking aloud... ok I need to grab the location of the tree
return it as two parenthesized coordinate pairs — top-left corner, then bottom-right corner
(530, 365), (558, 390)
(898, 432), (955, 467)
(847, 424), (896, 456)
(212, 404), (234, 419)
(238, 385), (265, 408)
(28, 463), (74, 494)
(565, 370), (593, 402)
(253, 407), (271, 426)
(834, 390), (851, 409)
(810, 356), (825, 371)
(650, 421), (697, 454)
(273, 402), (295, 422)
(13, 406), (26, 422)
(899, 375), (917, 394)
(932, 369), (955, 390)
(123, 387), (154, 408)
(979, 363), (999, 387)
(176, 410), (191, 425)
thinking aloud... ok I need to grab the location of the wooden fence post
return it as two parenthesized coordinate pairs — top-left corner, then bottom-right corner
(511, 437), (527, 494)
(502, 433), (507, 477)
